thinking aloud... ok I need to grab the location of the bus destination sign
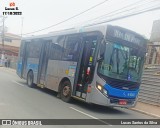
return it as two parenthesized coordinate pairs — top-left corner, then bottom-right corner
(113, 29), (140, 46)
(106, 25), (147, 49)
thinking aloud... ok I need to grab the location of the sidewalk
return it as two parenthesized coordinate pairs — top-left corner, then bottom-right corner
(0, 67), (160, 118)
(0, 67), (16, 72)
(131, 102), (160, 118)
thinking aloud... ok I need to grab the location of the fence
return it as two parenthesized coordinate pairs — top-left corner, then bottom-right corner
(138, 65), (160, 106)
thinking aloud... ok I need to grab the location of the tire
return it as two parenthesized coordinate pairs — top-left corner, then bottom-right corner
(60, 81), (72, 102)
(27, 71), (35, 88)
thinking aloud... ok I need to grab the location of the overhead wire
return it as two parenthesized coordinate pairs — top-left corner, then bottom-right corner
(21, 0), (160, 36)
(87, 0), (149, 22)
(85, 0), (159, 24)
(85, 5), (160, 27)
(21, 0), (110, 35)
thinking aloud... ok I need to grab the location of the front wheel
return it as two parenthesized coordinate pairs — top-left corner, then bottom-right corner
(27, 71), (35, 88)
(60, 81), (72, 102)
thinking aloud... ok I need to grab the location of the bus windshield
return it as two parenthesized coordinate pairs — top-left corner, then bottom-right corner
(98, 41), (145, 82)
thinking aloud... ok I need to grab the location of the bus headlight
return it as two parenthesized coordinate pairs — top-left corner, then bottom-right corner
(97, 84), (103, 91)
(96, 83), (108, 96)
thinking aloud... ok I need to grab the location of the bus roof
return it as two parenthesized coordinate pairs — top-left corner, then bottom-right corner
(22, 24), (146, 41)
(22, 24), (107, 41)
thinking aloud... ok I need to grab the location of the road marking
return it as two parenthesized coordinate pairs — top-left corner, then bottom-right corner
(12, 80), (25, 87)
(131, 108), (160, 118)
(70, 107), (98, 119)
(70, 107), (112, 126)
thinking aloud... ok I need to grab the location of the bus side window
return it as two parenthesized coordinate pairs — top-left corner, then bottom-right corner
(49, 43), (63, 60)
(28, 39), (42, 58)
(48, 36), (64, 60)
(62, 35), (81, 61)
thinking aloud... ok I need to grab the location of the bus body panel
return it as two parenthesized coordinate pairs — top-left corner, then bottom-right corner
(18, 57), (39, 83)
(26, 58), (39, 83)
(86, 64), (138, 108)
(87, 74), (138, 107)
(17, 58), (22, 78)
(103, 84), (138, 99)
(17, 41), (25, 78)
(45, 60), (77, 92)
(45, 60), (59, 91)
(16, 24), (147, 108)
(90, 87), (137, 108)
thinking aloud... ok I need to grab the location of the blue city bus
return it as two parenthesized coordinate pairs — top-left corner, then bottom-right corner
(17, 25), (147, 108)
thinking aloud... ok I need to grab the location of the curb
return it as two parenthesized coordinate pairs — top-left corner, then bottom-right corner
(130, 108), (160, 118)
(0, 67), (16, 72)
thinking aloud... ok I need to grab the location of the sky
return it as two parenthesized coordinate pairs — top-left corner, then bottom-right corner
(0, 0), (160, 38)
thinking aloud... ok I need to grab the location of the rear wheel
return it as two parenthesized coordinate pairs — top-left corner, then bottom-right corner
(60, 81), (72, 102)
(27, 71), (35, 88)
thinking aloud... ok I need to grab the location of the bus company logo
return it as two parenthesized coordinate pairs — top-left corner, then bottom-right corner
(2, 1), (22, 15)
(122, 87), (129, 90)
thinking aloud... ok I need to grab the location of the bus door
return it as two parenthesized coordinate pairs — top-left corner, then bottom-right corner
(38, 40), (51, 85)
(21, 41), (29, 78)
(75, 35), (99, 99)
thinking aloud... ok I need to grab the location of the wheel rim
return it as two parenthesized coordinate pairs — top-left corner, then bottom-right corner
(63, 86), (70, 97)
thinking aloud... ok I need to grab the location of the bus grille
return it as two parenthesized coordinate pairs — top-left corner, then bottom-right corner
(107, 79), (139, 90)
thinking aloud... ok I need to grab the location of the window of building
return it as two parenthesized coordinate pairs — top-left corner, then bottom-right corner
(4, 38), (12, 42)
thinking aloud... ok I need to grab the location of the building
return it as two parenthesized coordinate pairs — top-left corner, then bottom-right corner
(0, 33), (21, 68)
(0, 33), (21, 56)
(146, 20), (160, 65)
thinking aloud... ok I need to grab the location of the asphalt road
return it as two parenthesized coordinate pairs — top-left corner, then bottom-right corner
(0, 68), (159, 128)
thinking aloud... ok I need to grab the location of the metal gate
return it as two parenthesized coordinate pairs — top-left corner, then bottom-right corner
(138, 65), (160, 106)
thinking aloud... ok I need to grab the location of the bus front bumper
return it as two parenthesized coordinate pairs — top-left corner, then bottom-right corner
(88, 86), (138, 108)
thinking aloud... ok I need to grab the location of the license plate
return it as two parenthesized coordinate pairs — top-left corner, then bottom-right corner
(119, 100), (127, 105)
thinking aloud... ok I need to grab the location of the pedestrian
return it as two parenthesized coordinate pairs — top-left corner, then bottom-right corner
(4, 57), (8, 68)
(8, 58), (10, 68)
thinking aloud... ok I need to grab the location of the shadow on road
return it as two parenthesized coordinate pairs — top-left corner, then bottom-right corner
(39, 88), (129, 115)
(17, 81), (129, 115)
(70, 99), (129, 115)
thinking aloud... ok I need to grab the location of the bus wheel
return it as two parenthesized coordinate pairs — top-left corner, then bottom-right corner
(27, 71), (35, 88)
(60, 81), (72, 102)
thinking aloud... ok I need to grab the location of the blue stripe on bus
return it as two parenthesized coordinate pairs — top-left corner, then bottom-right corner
(104, 84), (138, 99)
(17, 62), (22, 74)
(27, 63), (39, 72)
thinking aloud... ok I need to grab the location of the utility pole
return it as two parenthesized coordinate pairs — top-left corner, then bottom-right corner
(2, 16), (5, 50)
(0, 16), (7, 60)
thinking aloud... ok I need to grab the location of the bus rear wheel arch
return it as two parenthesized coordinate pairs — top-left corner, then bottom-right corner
(27, 70), (35, 88)
(60, 80), (72, 103)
